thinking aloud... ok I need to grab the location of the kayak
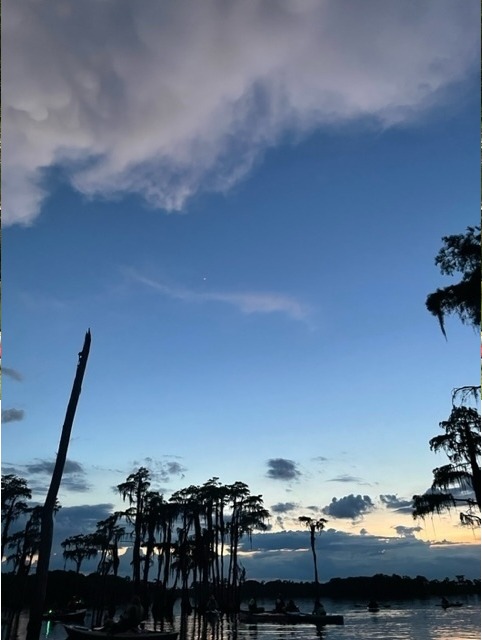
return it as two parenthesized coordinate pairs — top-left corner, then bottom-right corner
(238, 611), (344, 625)
(43, 609), (87, 622)
(63, 625), (178, 640)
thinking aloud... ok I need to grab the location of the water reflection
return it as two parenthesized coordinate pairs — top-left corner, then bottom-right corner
(2, 597), (480, 640)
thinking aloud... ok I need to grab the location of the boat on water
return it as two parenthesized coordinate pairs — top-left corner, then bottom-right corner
(440, 602), (463, 609)
(63, 625), (178, 640)
(42, 609), (87, 623)
(238, 610), (344, 625)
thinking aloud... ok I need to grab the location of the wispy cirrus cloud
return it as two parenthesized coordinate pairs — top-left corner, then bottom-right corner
(128, 270), (310, 322)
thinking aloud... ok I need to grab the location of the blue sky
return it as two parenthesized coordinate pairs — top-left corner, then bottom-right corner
(2, 0), (480, 581)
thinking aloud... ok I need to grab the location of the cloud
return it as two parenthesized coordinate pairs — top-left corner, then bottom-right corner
(2, 368), (23, 381)
(53, 504), (115, 535)
(237, 529), (481, 581)
(328, 474), (365, 483)
(2, 408), (25, 423)
(127, 271), (310, 322)
(26, 459), (85, 475)
(266, 458), (301, 481)
(3, 1), (478, 225)
(380, 493), (413, 514)
(322, 494), (374, 520)
(271, 502), (299, 514)
(393, 525), (423, 538)
(140, 457), (187, 484)
(21, 458), (91, 494)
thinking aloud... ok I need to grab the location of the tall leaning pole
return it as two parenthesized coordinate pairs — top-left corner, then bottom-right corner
(26, 330), (92, 640)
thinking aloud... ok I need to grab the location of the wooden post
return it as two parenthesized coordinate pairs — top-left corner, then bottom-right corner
(26, 330), (91, 640)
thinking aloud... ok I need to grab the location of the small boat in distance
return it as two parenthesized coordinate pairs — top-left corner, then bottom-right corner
(238, 611), (344, 625)
(367, 600), (380, 612)
(64, 626), (178, 640)
(439, 601), (464, 609)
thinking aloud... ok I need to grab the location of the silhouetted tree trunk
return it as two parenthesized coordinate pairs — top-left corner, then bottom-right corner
(26, 330), (91, 640)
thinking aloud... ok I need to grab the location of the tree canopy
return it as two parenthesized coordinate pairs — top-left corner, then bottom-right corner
(425, 225), (480, 337)
(413, 396), (481, 527)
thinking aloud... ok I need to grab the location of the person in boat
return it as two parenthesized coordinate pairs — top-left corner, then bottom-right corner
(274, 594), (286, 613)
(111, 595), (144, 632)
(205, 594), (218, 613)
(441, 597), (449, 606)
(248, 598), (258, 613)
(368, 599), (379, 609)
(101, 604), (117, 631)
(67, 596), (82, 611)
(312, 599), (326, 616)
(285, 599), (299, 612)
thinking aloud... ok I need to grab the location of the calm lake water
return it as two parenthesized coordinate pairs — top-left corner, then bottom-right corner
(5, 596), (481, 640)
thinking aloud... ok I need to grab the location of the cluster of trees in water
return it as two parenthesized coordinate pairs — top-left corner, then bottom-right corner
(2, 469), (271, 615)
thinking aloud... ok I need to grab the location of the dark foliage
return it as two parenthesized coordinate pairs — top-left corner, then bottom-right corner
(425, 225), (480, 337)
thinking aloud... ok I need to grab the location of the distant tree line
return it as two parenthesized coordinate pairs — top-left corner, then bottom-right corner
(2, 570), (479, 611)
(241, 574), (480, 600)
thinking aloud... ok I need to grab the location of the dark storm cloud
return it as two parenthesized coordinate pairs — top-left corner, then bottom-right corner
(2, 367), (23, 381)
(271, 502), (299, 514)
(2, 408), (25, 423)
(266, 458), (301, 481)
(380, 493), (413, 513)
(321, 494), (374, 520)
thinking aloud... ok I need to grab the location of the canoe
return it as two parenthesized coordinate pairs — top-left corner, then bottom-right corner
(64, 625), (178, 640)
(43, 609), (87, 622)
(238, 611), (344, 625)
(440, 602), (463, 609)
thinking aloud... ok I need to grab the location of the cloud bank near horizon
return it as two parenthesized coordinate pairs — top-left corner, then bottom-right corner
(4, 0), (478, 225)
(2, 515), (478, 582)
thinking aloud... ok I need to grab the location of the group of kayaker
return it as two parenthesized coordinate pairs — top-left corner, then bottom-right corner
(248, 594), (328, 617)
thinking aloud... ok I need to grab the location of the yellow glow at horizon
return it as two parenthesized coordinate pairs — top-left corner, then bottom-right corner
(268, 509), (480, 545)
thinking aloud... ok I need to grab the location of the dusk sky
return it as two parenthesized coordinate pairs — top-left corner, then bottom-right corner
(2, 0), (480, 581)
